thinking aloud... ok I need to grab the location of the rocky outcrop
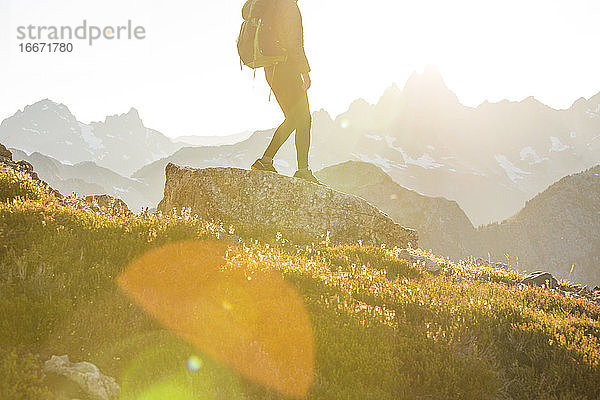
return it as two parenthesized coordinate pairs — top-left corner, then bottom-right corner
(520, 271), (558, 289)
(43, 355), (120, 400)
(10, 148), (153, 213)
(158, 163), (418, 248)
(1, 142), (63, 199)
(0, 143), (12, 159)
(84, 194), (132, 216)
(1, 143), (134, 216)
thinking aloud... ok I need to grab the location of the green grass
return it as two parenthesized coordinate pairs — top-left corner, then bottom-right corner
(1, 165), (599, 399)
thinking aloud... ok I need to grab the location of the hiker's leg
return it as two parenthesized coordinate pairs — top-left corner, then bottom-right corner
(262, 65), (298, 160)
(262, 118), (295, 159)
(293, 92), (311, 170)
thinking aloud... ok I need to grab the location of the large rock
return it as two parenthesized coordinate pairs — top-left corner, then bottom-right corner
(0, 144), (62, 199)
(158, 163), (418, 248)
(43, 355), (120, 400)
(84, 194), (132, 216)
(0, 143), (12, 159)
(520, 271), (559, 289)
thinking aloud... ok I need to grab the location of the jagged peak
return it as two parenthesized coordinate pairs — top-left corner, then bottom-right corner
(349, 98), (371, 108)
(379, 83), (402, 102)
(343, 98), (372, 117)
(401, 65), (459, 105)
(126, 107), (140, 118)
(104, 107), (144, 127)
(518, 95), (558, 111)
(569, 96), (588, 110)
(22, 99), (74, 116)
(403, 65), (447, 90)
(312, 108), (333, 124)
(520, 95), (541, 104)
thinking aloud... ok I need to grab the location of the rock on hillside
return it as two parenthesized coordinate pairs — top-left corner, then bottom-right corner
(316, 161), (475, 259)
(84, 194), (132, 216)
(474, 165), (600, 286)
(158, 163), (418, 248)
(10, 148), (153, 213)
(0, 142), (63, 199)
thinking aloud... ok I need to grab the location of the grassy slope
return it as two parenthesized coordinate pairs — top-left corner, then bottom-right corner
(1, 165), (599, 400)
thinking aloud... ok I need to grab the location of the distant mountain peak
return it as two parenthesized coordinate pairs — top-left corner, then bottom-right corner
(104, 107), (144, 129)
(317, 160), (392, 187)
(520, 95), (540, 104)
(345, 98), (372, 115)
(402, 66), (459, 105)
(570, 97), (588, 110)
(312, 108), (333, 124)
(404, 65), (445, 87)
(25, 98), (73, 116)
(380, 83), (402, 101)
(126, 107), (140, 118)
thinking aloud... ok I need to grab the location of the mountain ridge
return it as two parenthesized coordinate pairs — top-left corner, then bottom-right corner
(3, 69), (600, 224)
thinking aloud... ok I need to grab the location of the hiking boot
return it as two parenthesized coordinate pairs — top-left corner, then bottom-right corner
(293, 168), (321, 185)
(251, 158), (278, 173)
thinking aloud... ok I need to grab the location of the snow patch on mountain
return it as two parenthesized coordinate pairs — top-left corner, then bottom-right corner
(365, 134), (383, 141)
(79, 123), (104, 150)
(384, 136), (444, 169)
(495, 154), (531, 183)
(520, 146), (547, 165)
(351, 153), (398, 171)
(585, 104), (600, 118)
(550, 136), (570, 152)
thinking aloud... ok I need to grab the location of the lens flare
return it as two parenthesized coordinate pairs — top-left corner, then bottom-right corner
(117, 240), (314, 398)
(186, 356), (203, 372)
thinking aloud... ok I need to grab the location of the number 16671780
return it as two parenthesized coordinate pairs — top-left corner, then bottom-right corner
(19, 43), (73, 53)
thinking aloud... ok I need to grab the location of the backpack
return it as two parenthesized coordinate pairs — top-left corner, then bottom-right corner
(237, 0), (286, 69)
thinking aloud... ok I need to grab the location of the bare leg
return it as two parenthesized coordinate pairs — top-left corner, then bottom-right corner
(263, 118), (295, 160)
(293, 93), (311, 169)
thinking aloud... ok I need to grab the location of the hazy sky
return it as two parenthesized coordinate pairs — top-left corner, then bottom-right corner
(1, 0), (600, 138)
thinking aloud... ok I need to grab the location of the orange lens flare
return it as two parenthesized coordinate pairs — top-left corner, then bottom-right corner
(117, 240), (314, 398)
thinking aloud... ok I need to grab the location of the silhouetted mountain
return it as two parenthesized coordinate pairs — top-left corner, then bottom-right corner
(473, 165), (600, 286)
(10, 148), (153, 212)
(315, 161), (475, 259)
(0, 100), (184, 176)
